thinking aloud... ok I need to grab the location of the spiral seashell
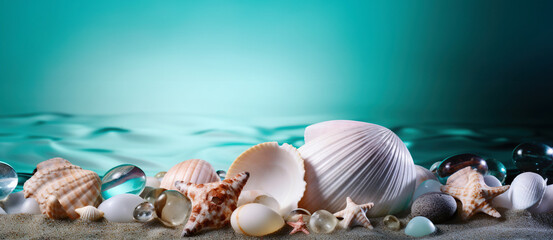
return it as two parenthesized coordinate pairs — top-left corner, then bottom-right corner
(23, 158), (102, 219)
(160, 159), (220, 190)
(298, 120), (417, 217)
(75, 206), (104, 221)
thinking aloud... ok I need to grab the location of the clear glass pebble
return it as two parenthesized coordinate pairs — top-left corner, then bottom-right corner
(405, 216), (436, 237)
(133, 202), (155, 222)
(216, 170), (226, 180)
(383, 215), (401, 231)
(437, 153), (488, 184)
(308, 210), (338, 234)
(155, 190), (192, 227)
(0, 162), (17, 200)
(101, 164), (146, 200)
(513, 142), (553, 174)
(485, 158), (507, 184)
(286, 208), (311, 223)
(144, 188), (167, 203)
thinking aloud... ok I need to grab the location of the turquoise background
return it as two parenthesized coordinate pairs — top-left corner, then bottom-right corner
(2, 1), (552, 124)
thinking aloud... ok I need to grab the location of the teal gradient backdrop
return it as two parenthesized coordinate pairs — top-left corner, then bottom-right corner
(1, 0), (553, 123)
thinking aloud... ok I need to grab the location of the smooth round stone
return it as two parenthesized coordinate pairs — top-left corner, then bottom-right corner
(429, 161), (441, 173)
(437, 153), (488, 184)
(308, 210), (338, 234)
(101, 164), (146, 200)
(154, 171), (166, 182)
(513, 143), (553, 174)
(145, 177), (161, 188)
(2, 191), (41, 214)
(485, 159), (507, 184)
(405, 216), (436, 237)
(216, 170), (226, 180)
(144, 188), (167, 204)
(155, 190), (192, 227)
(286, 208), (311, 223)
(0, 161), (18, 200)
(411, 192), (456, 223)
(98, 193), (145, 222)
(383, 215), (401, 231)
(133, 202), (155, 222)
(484, 175), (502, 187)
(412, 179), (442, 201)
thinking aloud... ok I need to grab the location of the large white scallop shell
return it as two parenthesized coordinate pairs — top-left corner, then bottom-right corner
(298, 120), (417, 217)
(226, 142), (306, 215)
(160, 159), (220, 190)
(75, 206), (104, 221)
(530, 185), (553, 213)
(509, 172), (547, 210)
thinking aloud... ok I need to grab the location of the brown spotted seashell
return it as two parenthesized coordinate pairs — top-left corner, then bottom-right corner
(23, 158), (102, 219)
(160, 159), (220, 190)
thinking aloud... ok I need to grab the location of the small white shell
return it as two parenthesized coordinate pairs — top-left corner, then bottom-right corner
(299, 120), (417, 217)
(509, 172), (547, 210)
(415, 165), (438, 188)
(75, 206), (104, 221)
(227, 142), (306, 215)
(530, 185), (553, 213)
(230, 203), (285, 237)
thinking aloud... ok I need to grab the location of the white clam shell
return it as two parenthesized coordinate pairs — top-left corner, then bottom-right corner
(231, 203), (285, 237)
(227, 142), (306, 215)
(160, 159), (220, 190)
(237, 190), (280, 213)
(298, 120), (417, 217)
(509, 172), (547, 210)
(530, 185), (553, 213)
(415, 165), (438, 187)
(75, 206), (104, 221)
(98, 194), (144, 222)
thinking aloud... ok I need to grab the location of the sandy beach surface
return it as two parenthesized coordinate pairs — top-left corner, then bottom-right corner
(1, 209), (553, 239)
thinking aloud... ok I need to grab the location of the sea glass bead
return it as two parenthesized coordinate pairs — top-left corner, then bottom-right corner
(308, 210), (338, 234)
(437, 154), (488, 184)
(412, 179), (442, 201)
(512, 143), (553, 174)
(286, 208), (311, 223)
(133, 202), (155, 223)
(429, 161), (441, 173)
(101, 164), (146, 200)
(144, 188), (167, 203)
(154, 171), (166, 181)
(216, 170), (226, 180)
(0, 162), (17, 200)
(383, 215), (401, 230)
(485, 158), (507, 184)
(405, 216), (436, 237)
(155, 190), (192, 227)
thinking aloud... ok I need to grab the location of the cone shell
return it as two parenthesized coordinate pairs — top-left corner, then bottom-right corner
(226, 142), (306, 215)
(160, 159), (220, 190)
(75, 206), (104, 221)
(509, 172), (547, 210)
(298, 120), (417, 217)
(23, 158), (102, 219)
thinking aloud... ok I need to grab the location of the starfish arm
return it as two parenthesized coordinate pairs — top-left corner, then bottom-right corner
(354, 213), (373, 229)
(441, 185), (465, 199)
(360, 202), (374, 211)
(338, 212), (355, 229)
(483, 185), (510, 198)
(334, 210), (345, 218)
(346, 197), (355, 206)
(479, 203), (501, 218)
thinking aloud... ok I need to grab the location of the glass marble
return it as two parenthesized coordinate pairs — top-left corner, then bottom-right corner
(437, 153), (488, 184)
(154, 171), (166, 181)
(412, 179), (442, 201)
(0, 162), (17, 200)
(101, 164), (146, 200)
(139, 186), (155, 199)
(133, 202), (155, 222)
(512, 143), (553, 174)
(216, 170), (226, 180)
(405, 216), (436, 237)
(429, 161), (441, 173)
(144, 188), (167, 204)
(155, 190), (192, 227)
(308, 210), (338, 234)
(383, 215), (401, 231)
(485, 158), (507, 184)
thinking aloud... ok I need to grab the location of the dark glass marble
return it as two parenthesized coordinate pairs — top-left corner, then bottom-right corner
(485, 158), (507, 184)
(437, 153), (488, 184)
(512, 142), (553, 174)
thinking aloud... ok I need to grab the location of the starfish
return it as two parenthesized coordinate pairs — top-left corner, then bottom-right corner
(174, 172), (250, 236)
(287, 215), (310, 235)
(441, 167), (509, 220)
(333, 197), (374, 229)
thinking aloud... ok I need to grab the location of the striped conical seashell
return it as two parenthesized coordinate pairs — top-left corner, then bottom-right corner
(23, 158), (102, 219)
(75, 206), (104, 221)
(160, 159), (220, 190)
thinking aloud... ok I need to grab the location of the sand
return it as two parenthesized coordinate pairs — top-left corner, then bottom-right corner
(1, 209), (553, 239)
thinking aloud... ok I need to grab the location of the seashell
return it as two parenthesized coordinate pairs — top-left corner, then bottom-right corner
(298, 120), (417, 216)
(98, 193), (144, 222)
(236, 190), (280, 212)
(160, 159), (220, 190)
(230, 203), (285, 237)
(226, 142), (305, 215)
(75, 206), (104, 221)
(23, 158), (102, 219)
(530, 185), (553, 213)
(415, 165), (438, 188)
(304, 120), (368, 143)
(509, 172), (547, 210)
